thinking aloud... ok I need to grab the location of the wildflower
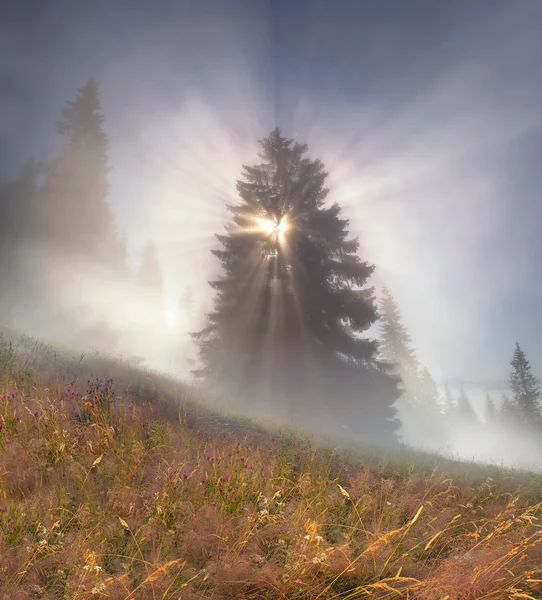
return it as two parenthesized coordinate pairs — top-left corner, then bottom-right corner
(277, 538), (286, 545)
(386, 501), (392, 506)
(201, 477), (206, 484)
(259, 509), (269, 515)
(38, 539), (47, 546)
(94, 566), (102, 572)
(304, 534), (311, 540)
(466, 503), (473, 509)
(315, 535), (324, 542)
(91, 583), (106, 593)
(56, 569), (65, 576)
(295, 579), (304, 584)
(16, 415), (20, 421)
(211, 501), (216, 507)
(83, 565), (90, 570)
(312, 551), (328, 564)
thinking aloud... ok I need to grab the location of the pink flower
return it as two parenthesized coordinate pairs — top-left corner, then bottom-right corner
(295, 579), (304, 584)
(211, 501), (216, 507)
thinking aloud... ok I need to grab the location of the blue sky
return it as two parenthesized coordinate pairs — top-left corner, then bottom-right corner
(2, 0), (542, 386)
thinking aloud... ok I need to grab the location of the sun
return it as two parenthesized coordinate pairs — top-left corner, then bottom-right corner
(259, 215), (289, 234)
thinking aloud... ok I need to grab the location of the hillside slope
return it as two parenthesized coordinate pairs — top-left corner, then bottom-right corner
(0, 331), (541, 599)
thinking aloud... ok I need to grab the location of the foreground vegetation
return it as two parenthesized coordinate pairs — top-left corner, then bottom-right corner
(0, 332), (542, 599)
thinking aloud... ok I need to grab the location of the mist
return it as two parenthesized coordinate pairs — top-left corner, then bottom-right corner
(2, 0), (542, 471)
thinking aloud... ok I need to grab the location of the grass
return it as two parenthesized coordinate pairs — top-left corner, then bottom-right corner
(0, 331), (541, 599)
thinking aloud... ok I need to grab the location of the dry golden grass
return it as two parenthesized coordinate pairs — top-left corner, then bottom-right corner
(0, 341), (541, 599)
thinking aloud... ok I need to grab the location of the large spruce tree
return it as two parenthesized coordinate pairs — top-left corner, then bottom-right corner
(194, 129), (399, 439)
(42, 79), (121, 266)
(378, 287), (420, 397)
(509, 343), (541, 425)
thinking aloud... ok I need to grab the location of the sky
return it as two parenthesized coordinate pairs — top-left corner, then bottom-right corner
(2, 0), (542, 389)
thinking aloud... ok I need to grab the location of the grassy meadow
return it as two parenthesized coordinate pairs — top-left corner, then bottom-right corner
(0, 330), (541, 599)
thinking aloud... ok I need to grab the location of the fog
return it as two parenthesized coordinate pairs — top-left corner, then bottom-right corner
(2, 1), (542, 471)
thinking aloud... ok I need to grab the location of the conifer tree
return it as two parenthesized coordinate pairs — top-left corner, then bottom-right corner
(42, 79), (121, 266)
(509, 343), (541, 425)
(418, 368), (442, 408)
(378, 287), (420, 398)
(194, 129), (400, 439)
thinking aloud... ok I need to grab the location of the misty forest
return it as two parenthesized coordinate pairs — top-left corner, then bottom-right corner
(2, 80), (541, 467)
(2, 2), (542, 598)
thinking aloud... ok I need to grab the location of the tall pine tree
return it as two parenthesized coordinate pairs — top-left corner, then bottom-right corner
(194, 129), (399, 439)
(378, 287), (420, 398)
(509, 343), (541, 426)
(42, 79), (120, 266)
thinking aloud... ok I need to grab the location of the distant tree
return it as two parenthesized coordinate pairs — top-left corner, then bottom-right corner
(41, 79), (122, 266)
(378, 287), (420, 397)
(193, 128), (400, 440)
(484, 392), (498, 424)
(418, 368), (442, 408)
(509, 343), (541, 426)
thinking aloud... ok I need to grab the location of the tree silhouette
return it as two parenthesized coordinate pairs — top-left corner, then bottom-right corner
(194, 129), (399, 440)
(509, 343), (541, 426)
(378, 287), (420, 399)
(42, 79), (121, 266)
